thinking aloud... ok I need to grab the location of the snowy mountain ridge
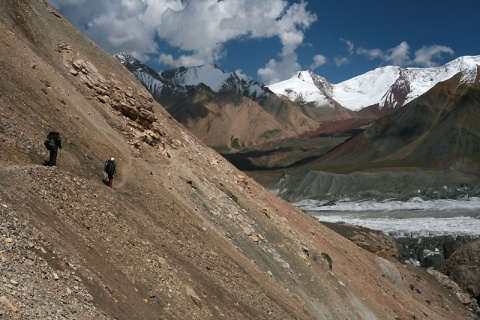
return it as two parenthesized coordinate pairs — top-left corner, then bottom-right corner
(115, 52), (165, 96)
(115, 52), (269, 100)
(268, 55), (480, 111)
(117, 52), (480, 113)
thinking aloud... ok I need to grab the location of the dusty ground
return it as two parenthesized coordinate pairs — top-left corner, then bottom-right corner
(0, 1), (478, 319)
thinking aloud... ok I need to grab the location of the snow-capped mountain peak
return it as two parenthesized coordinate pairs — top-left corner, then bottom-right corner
(167, 64), (229, 92)
(267, 70), (333, 107)
(296, 70), (316, 83)
(113, 52), (131, 64)
(268, 55), (480, 111)
(161, 64), (270, 99)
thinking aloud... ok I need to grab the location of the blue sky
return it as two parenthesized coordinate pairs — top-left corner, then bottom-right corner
(48, 0), (478, 84)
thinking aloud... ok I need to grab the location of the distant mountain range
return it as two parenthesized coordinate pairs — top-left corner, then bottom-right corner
(307, 70), (480, 171)
(117, 52), (479, 113)
(115, 52), (269, 101)
(268, 56), (480, 111)
(116, 53), (480, 171)
(115, 52), (321, 152)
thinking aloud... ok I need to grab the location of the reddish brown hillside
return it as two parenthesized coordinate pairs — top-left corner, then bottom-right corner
(161, 86), (318, 152)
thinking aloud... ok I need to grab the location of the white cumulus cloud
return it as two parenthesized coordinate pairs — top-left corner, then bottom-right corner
(356, 47), (384, 60)
(414, 45), (454, 67)
(340, 38), (354, 55)
(334, 56), (349, 66)
(385, 41), (411, 66)
(47, 0), (317, 84)
(258, 53), (301, 85)
(310, 54), (327, 70)
(356, 41), (454, 68)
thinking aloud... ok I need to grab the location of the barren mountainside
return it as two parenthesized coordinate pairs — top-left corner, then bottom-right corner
(115, 54), (320, 152)
(0, 1), (477, 319)
(305, 71), (480, 171)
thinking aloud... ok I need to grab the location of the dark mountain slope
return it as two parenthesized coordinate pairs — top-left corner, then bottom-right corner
(155, 83), (309, 152)
(0, 1), (476, 319)
(307, 72), (480, 171)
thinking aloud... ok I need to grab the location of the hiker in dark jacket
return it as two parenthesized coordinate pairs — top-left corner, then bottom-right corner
(105, 157), (116, 187)
(44, 131), (62, 166)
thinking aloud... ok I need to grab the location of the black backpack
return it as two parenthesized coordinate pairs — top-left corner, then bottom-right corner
(105, 160), (116, 174)
(44, 132), (57, 150)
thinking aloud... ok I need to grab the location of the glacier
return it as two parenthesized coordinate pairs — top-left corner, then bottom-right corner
(293, 197), (480, 238)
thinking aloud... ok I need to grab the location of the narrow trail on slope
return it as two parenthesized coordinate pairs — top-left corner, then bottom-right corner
(111, 143), (181, 190)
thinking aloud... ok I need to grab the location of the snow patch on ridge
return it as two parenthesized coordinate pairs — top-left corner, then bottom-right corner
(333, 66), (400, 111)
(164, 64), (269, 99)
(267, 71), (331, 107)
(175, 64), (230, 92)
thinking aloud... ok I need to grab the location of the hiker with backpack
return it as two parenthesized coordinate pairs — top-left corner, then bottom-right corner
(104, 157), (116, 187)
(44, 131), (62, 166)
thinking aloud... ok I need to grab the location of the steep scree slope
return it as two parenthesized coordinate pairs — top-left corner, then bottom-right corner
(0, 1), (476, 319)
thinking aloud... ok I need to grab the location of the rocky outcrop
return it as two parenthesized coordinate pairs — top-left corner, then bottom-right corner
(57, 41), (181, 156)
(322, 221), (480, 315)
(440, 238), (480, 304)
(428, 268), (480, 316)
(321, 222), (398, 260)
(67, 53), (156, 128)
(396, 235), (477, 269)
